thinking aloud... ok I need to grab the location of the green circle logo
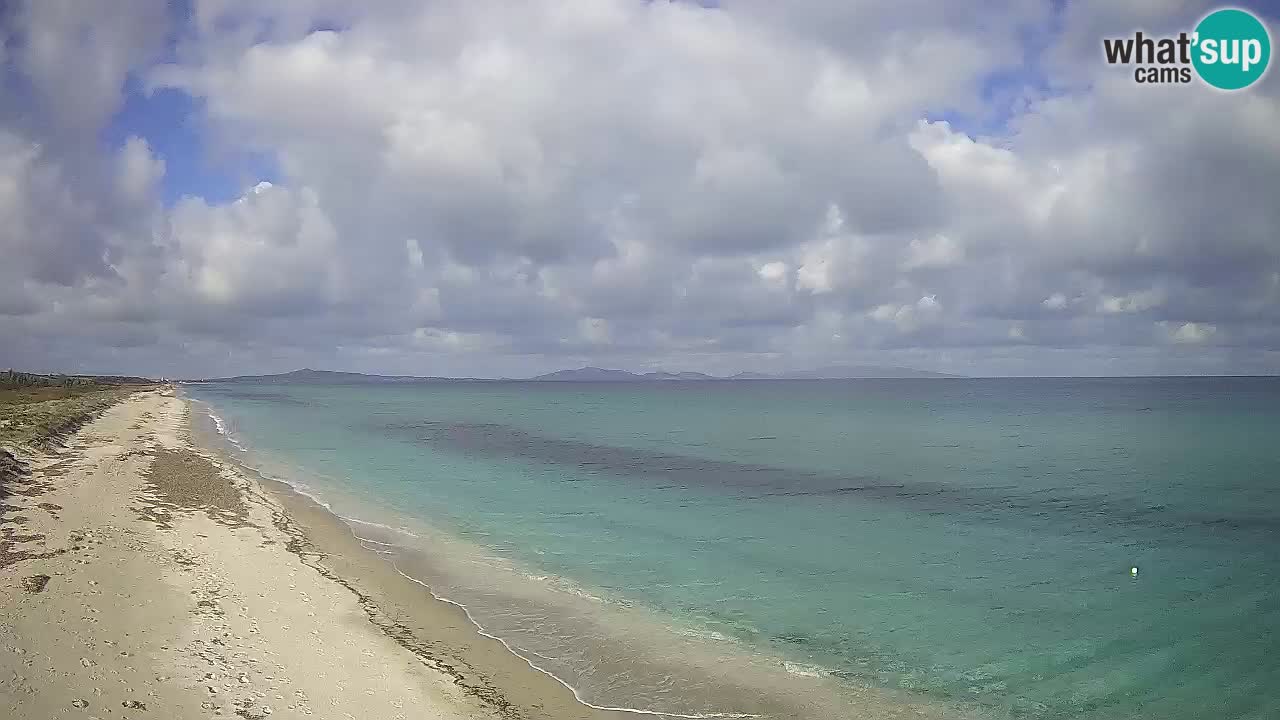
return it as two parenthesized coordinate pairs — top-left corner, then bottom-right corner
(1192, 8), (1271, 90)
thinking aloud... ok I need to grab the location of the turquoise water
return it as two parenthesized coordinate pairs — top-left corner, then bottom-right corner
(186, 377), (1280, 719)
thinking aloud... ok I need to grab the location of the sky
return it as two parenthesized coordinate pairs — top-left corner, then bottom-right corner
(2, 0), (1279, 379)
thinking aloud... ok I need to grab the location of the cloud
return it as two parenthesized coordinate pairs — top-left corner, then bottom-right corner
(1098, 288), (1165, 314)
(903, 234), (964, 270)
(1165, 321), (1217, 345)
(6, 0), (170, 138)
(1, 0), (1278, 378)
(1042, 293), (1069, 311)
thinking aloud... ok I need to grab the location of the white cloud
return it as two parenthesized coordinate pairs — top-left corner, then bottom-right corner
(2, 0), (1279, 378)
(163, 183), (345, 314)
(1098, 288), (1165, 314)
(578, 317), (613, 346)
(903, 234), (964, 270)
(757, 261), (790, 287)
(406, 239), (425, 270)
(1042, 293), (1069, 310)
(117, 137), (165, 205)
(869, 295), (941, 334)
(12, 0), (170, 137)
(1166, 321), (1217, 345)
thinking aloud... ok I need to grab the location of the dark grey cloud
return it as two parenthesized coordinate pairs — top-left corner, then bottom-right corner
(1, 0), (1278, 378)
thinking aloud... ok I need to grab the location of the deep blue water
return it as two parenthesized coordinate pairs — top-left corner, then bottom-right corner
(186, 377), (1280, 719)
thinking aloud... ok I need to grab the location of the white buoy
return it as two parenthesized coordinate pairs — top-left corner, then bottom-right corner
(1130, 566), (1139, 577)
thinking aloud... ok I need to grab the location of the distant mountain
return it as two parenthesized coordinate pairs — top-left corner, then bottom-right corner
(642, 370), (719, 381)
(530, 367), (642, 382)
(189, 368), (473, 383)
(190, 368), (376, 383)
(728, 371), (776, 380)
(191, 364), (960, 384)
(528, 365), (958, 381)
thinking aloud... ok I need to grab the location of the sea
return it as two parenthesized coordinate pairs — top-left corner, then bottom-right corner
(182, 376), (1280, 719)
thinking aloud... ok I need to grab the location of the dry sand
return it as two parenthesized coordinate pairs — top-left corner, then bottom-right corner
(0, 389), (631, 720)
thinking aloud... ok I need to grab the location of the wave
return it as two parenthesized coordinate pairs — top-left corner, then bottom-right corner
(782, 661), (830, 679)
(198, 437), (764, 719)
(268, 481), (764, 719)
(386, 563), (760, 719)
(191, 402), (341, 512)
(276, 481), (332, 510)
(352, 535), (398, 547)
(339, 515), (422, 539)
(195, 400), (248, 453)
(520, 571), (612, 605)
(672, 627), (733, 643)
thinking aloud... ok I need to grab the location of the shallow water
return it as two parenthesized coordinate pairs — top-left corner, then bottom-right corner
(185, 377), (1280, 719)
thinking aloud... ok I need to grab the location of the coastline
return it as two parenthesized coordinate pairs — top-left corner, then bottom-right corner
(184, 392), (975, 720)
(186, 396), (799, 719)
(2, 387), (974, 720)
(238, 462), (645, 720)
(0, 387), (629, 719)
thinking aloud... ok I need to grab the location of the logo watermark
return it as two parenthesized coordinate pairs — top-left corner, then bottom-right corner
(1103, 7), (1271, 89)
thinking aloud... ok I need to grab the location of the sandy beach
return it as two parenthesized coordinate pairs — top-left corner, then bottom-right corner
(1, 388), (636, 720)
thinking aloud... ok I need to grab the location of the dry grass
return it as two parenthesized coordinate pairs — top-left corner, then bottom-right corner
(0, 385), (140, 451)
(2, 383), (152, 518)
(2, 383), (153, 568)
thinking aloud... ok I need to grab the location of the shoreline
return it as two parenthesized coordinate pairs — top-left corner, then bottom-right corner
(191, 399), (765, 720)
(3, 387), (973, 720)
(184, 393), (974, 720)
(263, 493), (762, 720)
(1, 388), (623, 719)
(238, 466), (643, 720)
